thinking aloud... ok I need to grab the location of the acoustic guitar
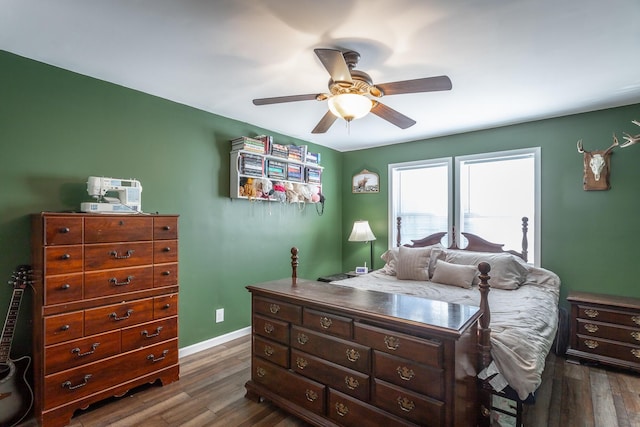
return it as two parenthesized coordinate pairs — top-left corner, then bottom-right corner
(0, 265), (34, 427)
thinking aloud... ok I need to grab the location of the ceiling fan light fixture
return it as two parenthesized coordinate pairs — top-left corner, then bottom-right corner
(328, 93), (372, 122)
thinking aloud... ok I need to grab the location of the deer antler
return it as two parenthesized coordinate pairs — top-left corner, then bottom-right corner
(576, 139), (584, 153)
(620, 119), (640, 148)
(604, 133), (619, 154)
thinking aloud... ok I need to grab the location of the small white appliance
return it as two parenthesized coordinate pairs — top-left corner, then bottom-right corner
(80, 176), (143, 213)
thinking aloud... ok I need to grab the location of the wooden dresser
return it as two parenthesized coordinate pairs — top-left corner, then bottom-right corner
(566, 291), (640, 372)
(245, 279), (481, 427)
(30, 212), (180, 427)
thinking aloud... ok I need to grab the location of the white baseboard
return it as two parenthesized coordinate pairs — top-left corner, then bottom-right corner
(179, 326), (251, 359)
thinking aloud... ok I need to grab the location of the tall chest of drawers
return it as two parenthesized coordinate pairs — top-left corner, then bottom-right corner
(245, 279), (481, 427)
(30, 212), (180, 427)
(567, 291), (640, 372)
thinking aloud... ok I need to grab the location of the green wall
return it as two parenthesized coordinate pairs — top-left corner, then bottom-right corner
(341, 103), (640, 303)
(0, 50), (343, 357)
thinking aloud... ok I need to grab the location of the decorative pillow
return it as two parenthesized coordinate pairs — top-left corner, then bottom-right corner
(443, 250), (529, 290)
(428, 247), (447, 278)
(379, 247), (400, 275)
(431, 260), (477, 289)
(396, 246), (432, 281)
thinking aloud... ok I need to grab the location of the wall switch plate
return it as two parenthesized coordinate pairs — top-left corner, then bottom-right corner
(216, 308), (224, 323)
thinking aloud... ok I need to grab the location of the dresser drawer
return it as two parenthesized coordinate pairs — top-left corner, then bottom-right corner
(373, 379), (444, 426)
(373, 350), (444, 399)
(84, 216), (153, 243)
(253, 335), (289, 368)
(303, 308), (352, 339)
(291, 349), (370, 401)
(122, 317), (178, 352)
(45, 246), (84, 275)
(154, 240), (178, 264)
(154, 293), (178, 319)
(577, 319), (640, 345)
(84, 242), (153, 270)
(577, 305), (640, 328)
(45, 311), (84, 345)
(154, 263), (178, 287)
(355, 323), (443, 368)
(84, 266), (154, 298)
(44, 216), (83, 246)
(154, 217), (178, 240)
(576, 334), (640, 365)
(253, 314), (289, 345)
(44, 273), (83, 305)
(252, 357), (325, 416)
(43, 339), (178, 410)
(254, 296), (302, 324)
(291, 325), (370, 373)
(44, 330), (121, 375)
(84, 298), (154, 336)
(328, 389), (416, 427)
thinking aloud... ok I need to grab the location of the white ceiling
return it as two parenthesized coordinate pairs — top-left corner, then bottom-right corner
(2, 0), (639, 151)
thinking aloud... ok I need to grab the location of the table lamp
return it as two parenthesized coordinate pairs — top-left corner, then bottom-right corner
(348, 220), (376, 272)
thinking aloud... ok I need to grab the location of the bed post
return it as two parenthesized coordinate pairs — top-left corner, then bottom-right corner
(477, 261), (492, 425)
(521, 217), (529, 262)
(396, 216), (401, 247)
(291, 247), (298, 285)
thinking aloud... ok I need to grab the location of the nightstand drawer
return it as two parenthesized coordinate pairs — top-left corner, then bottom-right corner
(576, 334), (640, 364)
(577, 319), (640, 345)
(577, 305), (640, 328)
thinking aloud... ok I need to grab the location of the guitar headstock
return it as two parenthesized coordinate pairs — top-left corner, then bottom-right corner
(9, 264), (33, 290)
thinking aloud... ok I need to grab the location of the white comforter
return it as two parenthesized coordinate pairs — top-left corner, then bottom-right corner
(331, 266), (560, 400)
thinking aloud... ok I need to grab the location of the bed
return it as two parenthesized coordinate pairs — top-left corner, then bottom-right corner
(245, 218), (560, 426)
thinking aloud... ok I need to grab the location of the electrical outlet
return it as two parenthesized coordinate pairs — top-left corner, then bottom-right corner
(215, 308), (224, 323)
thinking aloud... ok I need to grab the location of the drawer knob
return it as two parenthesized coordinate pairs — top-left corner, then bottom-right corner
(319, 316), (332, 329)
(110, 309), (134, 321)
(584, 323), (599, 333)
(632, 349), (640, 359)
(397, 366), (416, 381)
(584, 339), (599, 349)
(59, 227), (70, 234)
(162, 271), (171, 276)
(71, 343), (100, 357)
(346, 348), (360, 362)
(60, 324), (70, 331)
(61, 253), (71, 260)
(632, 316), (640, 326)
(109, 275), (134, 286)
(384, 335), (400, 351)
(297, 333), (308, 345)
(263, 345), (274, 357)
(141, 327), (163, 338)
(109, 249), (134, 259)
(296, 357), (308, 370)
(62, 374), (92, 390)
(397, 396), (416, 412)
(269, 303), (280, 314)
(584, 309), (599, 318)
(61, 283), (71, 290)
(335, 402), (349, 417)
(305, 389), (318, 402)
(345, 376), (360, 390)
(163, 225), (172, 231)
(256, 367), (266, 378)
(163, 303), (171, 309)
(147, 349), (169, 363)
(163, 247), (171, 252)
(264, 323), (274, 334)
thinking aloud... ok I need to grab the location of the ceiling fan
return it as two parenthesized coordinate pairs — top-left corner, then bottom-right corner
(252, 48), (452, 134)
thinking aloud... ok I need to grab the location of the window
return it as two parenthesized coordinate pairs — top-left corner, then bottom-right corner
(389, 148), (540, 265)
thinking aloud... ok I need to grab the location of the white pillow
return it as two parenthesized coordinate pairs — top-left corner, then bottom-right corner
(396, 246), (431, 281)
(379, 247), (399, 276)
(431, 260), (476, 289)
(443, 250), (529, 290)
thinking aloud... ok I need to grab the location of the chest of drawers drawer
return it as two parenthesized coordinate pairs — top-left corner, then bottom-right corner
(303, 308), (353, 339)
(154, 217), (178, 240)
(44, 330), (121, 375)
(44, 217), (83, 245)
(328, 389), (417, 427)
(291, 325), (370, 373)
(84, 266), (154, 298)
(45, 246), (83, 275)
(44, 273), (83, 305)
(84, 242), (153, 270)
(154, 263), (179, 287)
(253, 314), (289, 344)
(84, 216), (153, 243)
(373, 350), (444, 399)
(254, 296), (301, 324)
(84, 298), (154, 336)
(154, 240), (178, 264)
(254, 335), (289, 368)
(373, 379), (444, 426)
(45, 311), (84, 345)
(122, 317), (178, 352)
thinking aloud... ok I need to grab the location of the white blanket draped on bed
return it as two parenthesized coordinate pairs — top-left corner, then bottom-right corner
(331, 266), (560, 400)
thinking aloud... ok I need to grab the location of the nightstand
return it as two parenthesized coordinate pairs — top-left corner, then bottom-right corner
(317, 272), (357, 282)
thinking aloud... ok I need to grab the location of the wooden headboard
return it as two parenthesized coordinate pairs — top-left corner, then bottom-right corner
(396, 216), (529, 262)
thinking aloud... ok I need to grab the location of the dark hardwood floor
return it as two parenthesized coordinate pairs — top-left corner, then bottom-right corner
(19, 334), (640, 426)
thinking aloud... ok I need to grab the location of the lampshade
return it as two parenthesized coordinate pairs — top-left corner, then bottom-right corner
(348, 220), (376, 242)
(328, 94), (373, 122)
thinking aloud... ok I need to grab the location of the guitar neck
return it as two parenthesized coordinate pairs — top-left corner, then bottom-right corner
(0, 288), (24, 365)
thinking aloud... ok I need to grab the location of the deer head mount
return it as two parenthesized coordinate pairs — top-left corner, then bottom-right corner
(577, 135), (618, 191)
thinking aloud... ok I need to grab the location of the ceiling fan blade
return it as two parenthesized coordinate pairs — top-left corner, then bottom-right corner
(376, 75), (452, 96)
(370, 102), (416, 129)
(253, 94), (320, 105)
(314, 48), (352, 84)
(311, 111), (338, 134)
